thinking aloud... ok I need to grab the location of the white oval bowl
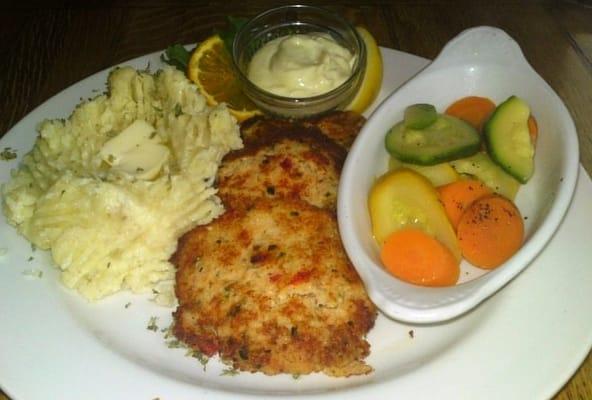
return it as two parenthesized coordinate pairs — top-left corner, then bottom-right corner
(338, 26), (579, 323)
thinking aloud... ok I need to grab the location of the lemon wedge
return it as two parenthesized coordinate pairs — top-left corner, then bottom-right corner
(346, 27), (383, 114)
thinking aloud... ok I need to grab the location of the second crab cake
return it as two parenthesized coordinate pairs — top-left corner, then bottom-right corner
(240, 110), (366, 150)
(303, 110), (366, 149)
(216, 127), (346, 210)
(172, 198), (377, 377)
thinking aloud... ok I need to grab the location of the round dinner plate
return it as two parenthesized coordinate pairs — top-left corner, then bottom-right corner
(1, 47), (591, 400)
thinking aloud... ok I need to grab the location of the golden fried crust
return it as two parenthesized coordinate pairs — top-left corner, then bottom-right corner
(172, 199), (377, 377)
(239, 117), (294, 145)
(303, 110), (366, 149)
(240, 110), (366, 150)
(216, 128), (346, 210)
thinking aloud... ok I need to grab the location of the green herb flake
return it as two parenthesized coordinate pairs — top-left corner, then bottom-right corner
(162, 323), (174, 339)
(147, 316), (159, 332)
(292, 373), (301, 380)
(174, 104), (183, 117)
(220, 366), (239, 376)
(27, 256), (34, 262)
(1, 147), (17, 161)
(160, 44), (193, 71)
(185, 349), (209, 370)
(22, 269), (43, 278)
(217, 16), (248, 55)
(166, 339), (184, 349)
(124, 302), (131, 309)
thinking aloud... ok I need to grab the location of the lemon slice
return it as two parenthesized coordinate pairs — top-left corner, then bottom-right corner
(346, 27), (383, 114)
(187, 35), (261, 122)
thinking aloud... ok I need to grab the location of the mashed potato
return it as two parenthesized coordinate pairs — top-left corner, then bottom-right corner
(2, 66), (242, 303)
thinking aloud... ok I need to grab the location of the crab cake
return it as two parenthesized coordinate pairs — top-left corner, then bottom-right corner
(240, 110), (366, 150)
(240, 116), (295, 145)
(172, 198), (377, 377)
(216, 127), (346, 210)
(303, 110), (366, 149)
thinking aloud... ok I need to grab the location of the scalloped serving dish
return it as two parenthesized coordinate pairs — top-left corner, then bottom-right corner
(338, 26), (579, 323)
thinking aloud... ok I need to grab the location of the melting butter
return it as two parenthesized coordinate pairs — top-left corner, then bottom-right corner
(100, 120), (169, 179)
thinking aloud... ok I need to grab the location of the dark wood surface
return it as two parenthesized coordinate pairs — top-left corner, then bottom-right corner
(1, 1), (591, 399)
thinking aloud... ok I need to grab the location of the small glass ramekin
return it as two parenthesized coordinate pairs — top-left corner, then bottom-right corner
(232, 4), (366, 119)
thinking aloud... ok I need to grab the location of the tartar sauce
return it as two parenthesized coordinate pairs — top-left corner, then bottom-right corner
(247, 33), (355, 98)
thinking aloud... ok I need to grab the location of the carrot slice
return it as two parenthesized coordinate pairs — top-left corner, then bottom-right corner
(438, 179), (492, 230)
(528, 115), (538, 146)
(445, 96), (496, 130)
(380, 228), (460, 287)
(457, 194), (524, 269)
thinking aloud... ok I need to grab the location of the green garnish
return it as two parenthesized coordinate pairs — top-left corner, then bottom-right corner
(186, 349), (209, 370)
(147, 316), (159, 331)
(160, 44), (192, 71)
(217, 16), (248, 55)
(161, 16), (248, 73)
(22, 269), (43, 278)
(220, 366), (239, 376)
(174, 103), (183, 117)
(166, 339), (183, 349)
(1, 147), (17, 161)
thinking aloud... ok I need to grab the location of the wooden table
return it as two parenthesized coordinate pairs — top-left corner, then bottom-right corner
(1, 1), (590, 399)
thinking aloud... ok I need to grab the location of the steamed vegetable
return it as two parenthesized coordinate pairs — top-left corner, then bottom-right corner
(450, 152), (521, 200)
(388, 156), (459, 187)
(374, 95), (537, 285)
(484, 96), (535, 183)
(457, 194), (524, 269)
(445, 96), (496, 130)
(385, 113), (481, 165)
(368, 169), (461, 261)
(438, 179), (493, 230)
(404, 103), (438, 129)
(380, 228), (459, 287)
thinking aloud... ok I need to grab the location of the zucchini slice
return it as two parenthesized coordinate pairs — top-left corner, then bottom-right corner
(404, 103), (437, 129)
(450, 152), (521, 200)
(368, 169), (461, 260)
(484, 96), (534, 183)
(385, 114), (481, 165)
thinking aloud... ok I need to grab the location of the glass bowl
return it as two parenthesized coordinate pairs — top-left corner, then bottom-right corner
(232, 4), (365, 119)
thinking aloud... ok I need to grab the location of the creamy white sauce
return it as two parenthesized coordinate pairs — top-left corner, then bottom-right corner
(247, 33), (355, 98)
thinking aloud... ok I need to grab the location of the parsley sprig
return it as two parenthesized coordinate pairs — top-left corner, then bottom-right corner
(161, 16), (248, 72)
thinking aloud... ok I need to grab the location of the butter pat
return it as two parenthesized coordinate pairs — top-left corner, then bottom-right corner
(100, 120), (169, 179)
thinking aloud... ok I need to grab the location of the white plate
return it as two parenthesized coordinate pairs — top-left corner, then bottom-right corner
(1, 46), (591, 400)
